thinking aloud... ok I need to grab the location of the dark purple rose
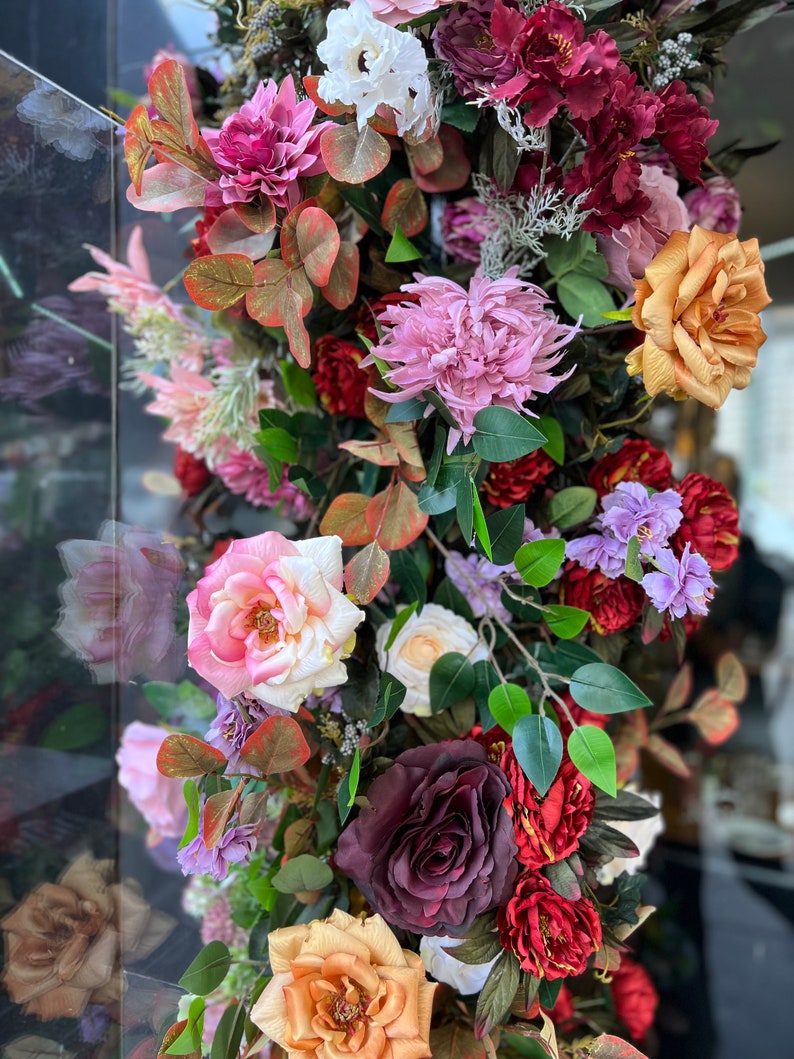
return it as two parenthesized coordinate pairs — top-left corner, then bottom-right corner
(335, 740), (518, 937)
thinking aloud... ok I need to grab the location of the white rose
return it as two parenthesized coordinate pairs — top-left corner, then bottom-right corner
(597, 788), (665, 885)
(376, 603), (489, 717)
(419, 935), (497, 995)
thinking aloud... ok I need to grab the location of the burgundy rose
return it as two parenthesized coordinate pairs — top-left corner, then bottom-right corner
(433, 0), (520, 99)
(174, 445), (213, 497)
(587, 438), (673, 498)
(672, 472), (739, 571)
(610, 957), (658, 1042)
(483, 449), (556, 508)
(501, 751), (594, 869)
(497, 872), (602, 979)
(311, 335), (371, 419)
(560, 563), (644, 634)
(335, 740), (518, 937)
(653, 80), (718, 184)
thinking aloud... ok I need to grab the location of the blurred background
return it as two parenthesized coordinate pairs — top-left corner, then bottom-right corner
(1, 2), (793, 1056)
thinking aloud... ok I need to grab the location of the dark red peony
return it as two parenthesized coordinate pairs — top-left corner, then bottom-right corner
(335, 740), (518, 936)
(497, 872), (602, 979)
(311, 335), (372, 419)
(501, 751), (595, 870)
(560, 563), (645, 634)
(174, 445), (213, 497)
(610, 957), (658, 1043)
(587, 438), (673, 497)
(672, 472), (739, 571)
(654, 80), (718, 184)
(483, 449), (556, 508)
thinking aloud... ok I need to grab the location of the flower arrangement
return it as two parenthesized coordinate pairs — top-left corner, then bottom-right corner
(53, 0), (780, 1055)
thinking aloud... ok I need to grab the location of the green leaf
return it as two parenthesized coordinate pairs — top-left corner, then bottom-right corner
(473, 660), (501, 732)
(440, 101), (480, 133)
(288, 464), (327, 500)
(602, 307), (635, 322)
(530, 640), (602, 681)
(569, 663), (653, 714)
(346, 747), (361, 806)
(210, 1001), (247, 1059)
(538, 415), (565, 465)
(178, 780), (201, 851)
(384, 396), (428, 422)
(538, 978), (563, 1010)
(544, 231), (594, 277)
(547, 486), (597, 529)
(512, 714), (563, 797)
(384, 225), (422, 263)
(557, 272), (616, 327)
(178, 941), (231, 996)
(544, 604), (590, 639)
(487, 684), (533, 735)
(456, 476), (474, 546)
(418, 463), (466, 514)
(258, 407), (294, 432)
(567, 725), (617, 797)
(482, 504), (525, 565)
(368, 672), (407, 729)
(624, 535), (644, 582)
(256, 426), (298, 463)
(444, 931), (503, 965)
(166, 996), (205, 1055)
(39, 702), (107, 750)
(434, 577), (475, 621)
(384, 601), (419, 651)
(389, 549), (427, 610)
(475, 950), (521, 1038)
(514, 538), (566, 587)
(472, 407), (547, 462)
(429, 652), (476, 714)
(500, 583), (543, 622)
(280, 360), (317, 406)
(247, 876), (278, 912)
(272, 854), (333, 894)
(471, 480), (492, 560)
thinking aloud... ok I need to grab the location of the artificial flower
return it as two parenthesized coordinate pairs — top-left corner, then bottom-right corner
(55, 522), (183, 684)
(186, 531), (364, 711)
(444, 551), (514, 623)
(653, 80), (718, 184)
(501, 752), (595, 870)
(565, 527), (628, 578)
(587, 438), (673, 497)
(177, 815), (258, 881)
(375, 603), (488, 716)
(600, 481), (683, 555)
(312, 335), (372, 418)
(174, 445), (213, 497)
(116, 722), (188, 841)
(367, 269), (576, 451)
(419, 934), (498, 995)
(433, 0), (519, 99)
(610, 958), (659, 1043)
(684, 175), (742, 234)
(335, 741), (518, 935)
(497, 872), (602, 980)
(317, 0), (435, 138)
(215, 447), (314, 519)
(641, 542), (715, 619)
(560, 563), (645, 634)
(626, 225), (771, 407)
(672, 471), (740, 570)
(440, 197), (491, 265)
(482, 448), (556, 508)
(250, 910), (436, 1059)
(203, 76), (330, 211)
(364, 0), (456, 28)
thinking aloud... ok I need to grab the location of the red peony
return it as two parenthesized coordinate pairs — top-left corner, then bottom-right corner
(560, 563), (645, 634)
(654, 80), (718, 184)
(174, 445), (213, 497)
(356, 292), (418, 343)
(311, 335), (372, 419)
(587, 438), (673, 497)
(483, 449), (556, 508)
(498, 872), (602, 979)
(672, 472), (739, 571)
(189, 205), (226, 259)
(501, 751), (595, 870)
(610, 957), (658, 1043)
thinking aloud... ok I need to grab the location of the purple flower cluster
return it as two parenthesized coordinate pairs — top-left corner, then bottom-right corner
(642, 543), (715, 619)
(177, 811), (258, 882)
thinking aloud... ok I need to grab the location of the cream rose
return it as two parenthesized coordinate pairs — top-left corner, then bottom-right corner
(250, 910), (436, 1059)
(376, 603), (489, 717)
(418, 934), (497, 995)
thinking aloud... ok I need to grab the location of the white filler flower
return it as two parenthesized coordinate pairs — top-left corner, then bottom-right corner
(317, 0), (434, 137)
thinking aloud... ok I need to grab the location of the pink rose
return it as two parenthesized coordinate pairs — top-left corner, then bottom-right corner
(683, 175), (742, 234)
(55, 521), (183, 684)
(362, 0), (456, 28)
(186, 532), (364, 711)
(117, 722), (188, 841)
(596, 165), (690, 294)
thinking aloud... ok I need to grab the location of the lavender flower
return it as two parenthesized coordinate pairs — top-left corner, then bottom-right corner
(177, 813), (258, 881)
(566, 530), (626, 578)
(641, 544), (715, 619)
(601, 481), (682, 555)
(445, 551), (514, 622)
(205, 694), (259, 775)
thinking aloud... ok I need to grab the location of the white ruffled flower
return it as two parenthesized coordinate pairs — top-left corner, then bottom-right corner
(419, 935), (497, 995)
(597, 788), (665, 885)
(317, 0), (435, 136)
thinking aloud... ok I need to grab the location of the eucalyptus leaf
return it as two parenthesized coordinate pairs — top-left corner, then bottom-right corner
(272, 854), (333, 894)
(178, 941), (231, 996)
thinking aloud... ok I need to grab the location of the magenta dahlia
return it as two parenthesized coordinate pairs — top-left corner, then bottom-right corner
(365, 269), (577, 451)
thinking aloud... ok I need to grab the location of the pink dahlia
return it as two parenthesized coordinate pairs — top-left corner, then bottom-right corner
(365, 269), (577, 451)
(203, 76), (331, 211)
(215, 447), (314, 521)
(441, 197), (491, 264)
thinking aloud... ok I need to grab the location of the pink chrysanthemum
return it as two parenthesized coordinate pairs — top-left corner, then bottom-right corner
(203, 76), (331, 211)
(365, 269), (577, 451)
(138, 363), (217, 458)
(215, 447), (314, 521)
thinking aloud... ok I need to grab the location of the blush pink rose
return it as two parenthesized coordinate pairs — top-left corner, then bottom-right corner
(596, 165), (690, 294)
(361, 0), (456, 27)
(117, 722), (188, 841)
(186, 532), (364, 712)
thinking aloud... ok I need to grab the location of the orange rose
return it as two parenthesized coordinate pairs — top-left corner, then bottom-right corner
(250, 910), (436, 1059)
(626, 225), (771, 408)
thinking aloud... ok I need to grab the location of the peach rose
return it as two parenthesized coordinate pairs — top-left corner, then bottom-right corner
(626, 225), (771, 408)
(251, 910), (435, 1059)
(187, 532), (364, 712)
